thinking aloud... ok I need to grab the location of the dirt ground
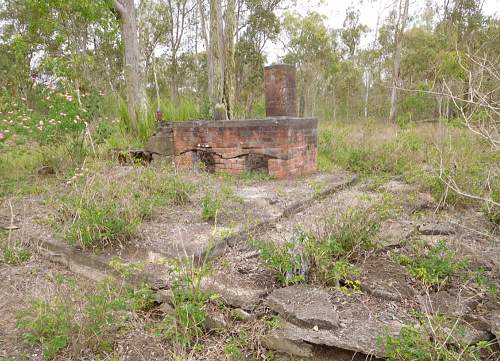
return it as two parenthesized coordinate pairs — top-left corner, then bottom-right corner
(1, 166), (498, 360)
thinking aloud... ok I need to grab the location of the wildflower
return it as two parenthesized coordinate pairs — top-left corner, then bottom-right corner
(0, 132), (4, 140)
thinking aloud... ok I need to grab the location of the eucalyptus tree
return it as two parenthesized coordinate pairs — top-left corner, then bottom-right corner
(114, 0), (148, 131)
(389, 0), (410, 123)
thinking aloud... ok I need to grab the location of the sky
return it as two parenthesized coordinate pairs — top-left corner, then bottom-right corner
(264, 0), (500, 64)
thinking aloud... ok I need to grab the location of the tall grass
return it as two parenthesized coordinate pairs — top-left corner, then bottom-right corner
(159, 97), (208, 122)
(318, 120), (499, 215)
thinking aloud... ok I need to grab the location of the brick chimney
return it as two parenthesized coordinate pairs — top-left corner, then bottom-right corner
(264, 64), (297, 117)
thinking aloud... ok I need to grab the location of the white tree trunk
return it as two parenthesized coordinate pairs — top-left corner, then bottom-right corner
(114, 0), (148, 131)
(223, 0), (236, 119)
(389, 0), (409, 124)
(208, 0), (225, 118)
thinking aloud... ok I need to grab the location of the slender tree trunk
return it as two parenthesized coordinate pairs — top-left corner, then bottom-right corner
(208, 0), (225, 118)
(389, 0), (409, 124)
(114, 0), (147, 131)
(364, 68), (370, 118)
(171, 51), (179, 104)
(223, 0), (236, 119)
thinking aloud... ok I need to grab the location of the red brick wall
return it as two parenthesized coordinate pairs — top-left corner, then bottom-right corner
(169, 118), (317, 178)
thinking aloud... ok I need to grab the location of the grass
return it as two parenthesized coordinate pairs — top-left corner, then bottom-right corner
(0, 230), (32, 266)
(250, 238), (306, 286)
(318, 121), (499, 217)
(162, 258), (211, 350)
(53, 163), (194, 249)
(200, 182), (242, 222)
(251, 206), (380, 290)
(1, 242), (31, 265)
(379, 313), (496, 361)
(201, 192), (222, 222)
(16, 278), (154, 359)
(395, 240), (468, 286)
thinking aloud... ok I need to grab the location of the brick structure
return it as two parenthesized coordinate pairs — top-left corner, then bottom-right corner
(144, 64), (318, 178)
(264, 64), (297, 117)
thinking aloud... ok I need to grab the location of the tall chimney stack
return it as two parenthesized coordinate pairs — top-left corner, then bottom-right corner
(264, 64), (297, 117)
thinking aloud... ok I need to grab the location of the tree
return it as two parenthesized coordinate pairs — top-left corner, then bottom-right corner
(223, 0), (236, 119)
(207, 0), (225, 118)
(340, 7), (368, 59)
(389, 0), (410, 124)
(114, 0), (148, 131)
(164, 0), (196, 104)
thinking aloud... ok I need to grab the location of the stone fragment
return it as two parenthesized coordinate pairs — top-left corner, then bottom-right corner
(214, 103), (228, 120)
(154, 289), (174, 304)
(231, 308), (252, 321)
(159, 302), (174, 315)
(262, 330), (313, 358)
(491, 313), (500, 341)
(377, 221), (413, 248)
(37, 165), (55, 176)
(204, 311), (228, 331)
(418, 291), (478, 317)
(271, 319), (403, 357)
(417, 222), (454, 235)
(266, 284), (339, 330)
(360, 257), (416, 302)
(200, 275), (269, 311)
(458, 326), (493, 345)
(144, 125), (174, 155)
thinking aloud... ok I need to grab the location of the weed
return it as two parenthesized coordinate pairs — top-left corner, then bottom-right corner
(55, 167), (193, 248)
(108, 257), (145, 278)
(250, 238), (306, 286)
(264, 316), (281, 331)
(201, 193), (222, 222)
(252, 207), (379, 289)
(162, 258), (211, 349)
(379, 313), (495, 361)
(1, 242), (31, 265)
(16, 299), (75, 359)
(16, 278), (154, 359)
(396, 240), (467, 286)
(306, 179), (323, 194)
(224, 338), (246, 361)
